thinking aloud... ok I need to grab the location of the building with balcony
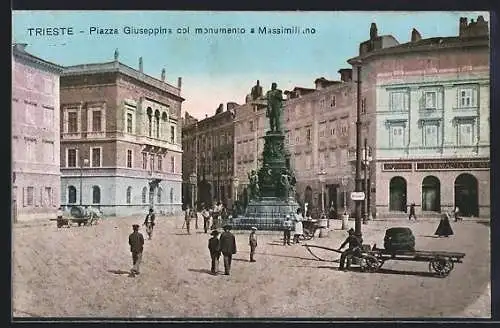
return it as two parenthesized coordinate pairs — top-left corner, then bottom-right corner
(11, 44), (64, 222)
(283, 73), (355, 213)
(59, 52), (184, 216)
(182, 103), (237, 208)
(347, 16), (490, 218)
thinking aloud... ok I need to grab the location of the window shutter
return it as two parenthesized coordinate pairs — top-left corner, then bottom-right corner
(437, 90), (443, 109)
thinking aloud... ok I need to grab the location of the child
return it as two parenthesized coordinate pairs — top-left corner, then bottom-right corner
(249, 227), (258, 262)
(208, 230), (221, 275)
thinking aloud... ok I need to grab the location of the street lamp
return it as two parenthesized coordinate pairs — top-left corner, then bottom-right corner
(233, 176), (239, 204)
(353, 62), (363, 238)
(79, 158), (89, 205)
(318, 169), (327, 229)
(363, 138), (372, 224)
(189, 172), (197, 210)
(341, 176), (349, 213)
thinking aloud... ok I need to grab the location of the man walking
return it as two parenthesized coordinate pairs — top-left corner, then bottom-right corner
(143, 208), (156, 240)
(184, 206), (192, 234)
(249, 227), (258, 262)
(128, 224), (144, 276)
(409, 202), (417, 221)
(208, 230), (221, 275)
(283, 215), (292, 246)
(219, 224), (237, 275)
(338, 228), (363, 271)
(202, 207), (211, 233)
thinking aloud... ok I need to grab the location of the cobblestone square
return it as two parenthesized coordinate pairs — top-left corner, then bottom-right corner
(12, 215), (490, 318)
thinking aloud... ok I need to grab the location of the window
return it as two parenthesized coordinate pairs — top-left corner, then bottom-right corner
(361, 98), (366, 114)
(91, 147), (101, 167)
(126, 113), (133, 133)
(142, 152), (147, 170)
(150, 154), (155, 172)
(457, 122), (474, 146)
(424, 91), (437, 109)
(149, 186), (154, 204)
(157, 187), (162, 204)
(68, 112), (78, 132)
(329, 151), (337, 167)
(157, 156), (162, 171)
(92, 110), (102, 132)
(249, 120), (254, 132)
(26, 186), (34, 206)
(67, 149), (77, 167)
(390, 91), (408, 111)
(170, 126), (175, 143)
(43, 141), (54, 163)
(68, 186), (77, 204)
(423, 124), (439, 147)
(25, 103), (36, 125)
(331, 95), (336, 107)
(170, 188), (174, 204)
(127, 150), (132, 168)
(390, 126), (405, 148)
(126, 187), (132, 204)
(44, 187), (52, 207)
(171, 156), (175, 173)
(295, 129), (300, 144)
(142, 187), (147, 203)
(92, 186), (101, 204)
(306, 128), (311, 144)
(330, 127), (335, 136)
(43, 107), (54, 127)
(305, 155), (312, 170)
(147, 111), (153, 137)
(25, 139), (37, 162)
(285, 131), (290, 144)
(458, 88), (476, 108)
(156, 116), (160, 138)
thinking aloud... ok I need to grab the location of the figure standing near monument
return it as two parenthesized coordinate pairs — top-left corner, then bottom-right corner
(280, 172), (292, 198)
(266, 82), (284, 132)
(248, 170), (260, 199)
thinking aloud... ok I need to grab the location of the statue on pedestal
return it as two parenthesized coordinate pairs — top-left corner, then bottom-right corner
(251, 80), (263, 100)
(266, 82), (284, 132)
(248, 170), (260, 200)
(280, 169), (297, 199)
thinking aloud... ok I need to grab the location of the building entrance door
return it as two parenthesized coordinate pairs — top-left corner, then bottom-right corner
(454, 173), (479, 217)
(389, 176), (407, 212)
(422, 176), (441, 212)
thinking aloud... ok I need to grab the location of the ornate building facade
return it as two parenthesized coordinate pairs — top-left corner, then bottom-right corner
(347, 16), (490, 217)
(11, 44), (64, 222)
(59, 52), (184, 216)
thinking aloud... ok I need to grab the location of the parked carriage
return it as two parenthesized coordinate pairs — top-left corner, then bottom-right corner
(56, 206), (102, 228)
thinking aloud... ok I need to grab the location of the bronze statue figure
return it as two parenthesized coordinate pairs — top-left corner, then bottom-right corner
(251, 80), (263, 100)
(248, 170), (260, 200)
(266, 82), (284, 132)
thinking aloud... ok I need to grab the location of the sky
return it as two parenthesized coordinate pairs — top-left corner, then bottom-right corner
(12, 11), (489, 119)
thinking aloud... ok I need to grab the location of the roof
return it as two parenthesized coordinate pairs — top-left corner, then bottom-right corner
(62, 60), (183, 100)
(348, 35), (489, 64)
(12, 44), (64, 73)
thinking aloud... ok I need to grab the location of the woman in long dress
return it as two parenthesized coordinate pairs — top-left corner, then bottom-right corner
(434, 213), (454, 237)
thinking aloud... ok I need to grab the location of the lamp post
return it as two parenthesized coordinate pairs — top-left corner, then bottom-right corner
(341, 176), (349, 212)
(79, 158), (89, 206)
(189, 172), (197, 210)
(363, 138), (371, 224)
(233, 176), (239, 212)
(353, 63), (363, 238)
(318, 168), (328, 237)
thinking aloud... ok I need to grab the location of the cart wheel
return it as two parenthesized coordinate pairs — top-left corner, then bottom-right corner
(429, 258), (454, 277)
(360, 255), (381, 273)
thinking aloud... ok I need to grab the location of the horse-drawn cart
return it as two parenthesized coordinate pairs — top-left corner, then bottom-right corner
(304, 244), (465, 278)
(300, 219), (321, 240)
(56, 206), (102, 228)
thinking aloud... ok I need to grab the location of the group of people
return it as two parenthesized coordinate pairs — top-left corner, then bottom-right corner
(184, 202), (231, 235)
(208, 224), (239, 275)
(282, 208), (305, 245)
(408, 202), (457, 237)
(127, 208), (156, 276)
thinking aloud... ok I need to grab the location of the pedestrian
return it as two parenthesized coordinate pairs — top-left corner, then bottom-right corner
(454, 206), (462, 222)
(128, 224), (144, 276)
(338, 228), (363, 271)
(191, 207), (199, 230)
(293, 208), (304, 244)
(184, 206), (191, 234)
(283, 215), (292, 246)
(219, 224), (237, 275)
(202, 207), (211, 233)
(208, 230), (221, 275)
(409, 202), (417, 221)
(143, 208), (156, 240)
(249, 226), (258, 262)
(329, 203), (337, 220)
(435, 213), (454, 237)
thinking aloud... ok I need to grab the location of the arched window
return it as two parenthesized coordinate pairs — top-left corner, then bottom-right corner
(170, 187), (174, 204)
(157, 187), (162, 204)
(68, 186), (77, 204)
(155, 110), (160, 138)
(92, 186), (101, 204)
(149, 186), (155, 204)
(389, 176), (407, 212)
(147, 107), (153, 137)
(126, 186), (132, 204)
(142, 187), (147, 203)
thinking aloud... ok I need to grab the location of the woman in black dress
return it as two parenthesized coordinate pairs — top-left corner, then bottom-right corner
(435, 213), (454, 237)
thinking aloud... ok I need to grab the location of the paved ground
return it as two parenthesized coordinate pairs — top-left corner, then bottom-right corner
(12, 215), (491, 318)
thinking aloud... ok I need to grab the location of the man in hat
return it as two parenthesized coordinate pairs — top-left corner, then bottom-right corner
(219, 224), (237, 275)
(128, 224), (145, 276)
(249, 227), (258, 262)
(208, 230), (221, 275)
(143, 208), (156, 240)
(293, 208), (304, 244)
(338, 228), (363, 271)
(283, 215), (292, 246)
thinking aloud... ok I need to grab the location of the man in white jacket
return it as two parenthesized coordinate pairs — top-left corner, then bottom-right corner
(293, 208), (304, 244)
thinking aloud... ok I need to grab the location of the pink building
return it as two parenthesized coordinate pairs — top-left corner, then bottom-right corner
(11, 44), (64, 222)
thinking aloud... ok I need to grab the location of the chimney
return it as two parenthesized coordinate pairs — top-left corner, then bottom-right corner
(161, 68), (166, 82)
(459, 17), (468, 37)
(177, 77), (182, 89)
(315, 78), (325, 90)
(138, 57), (143, 72)
(411, 28), (422, 42)
(370, 23), (378, 40)
(338, 69), (353, 82)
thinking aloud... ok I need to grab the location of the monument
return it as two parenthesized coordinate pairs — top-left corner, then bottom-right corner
(234, 82), (299, 230)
